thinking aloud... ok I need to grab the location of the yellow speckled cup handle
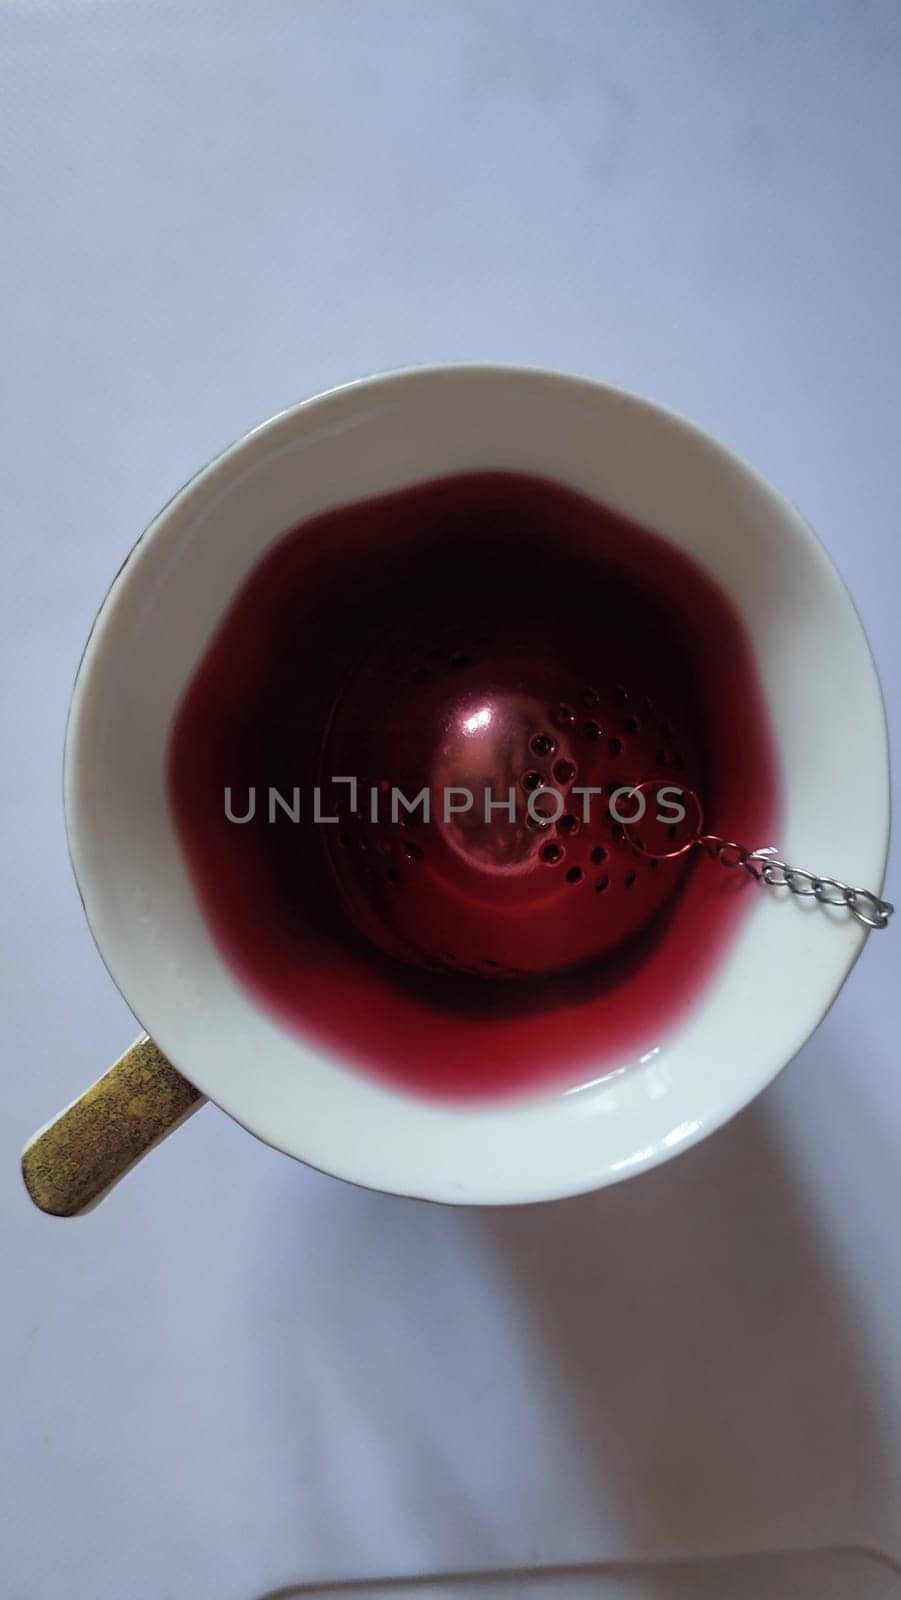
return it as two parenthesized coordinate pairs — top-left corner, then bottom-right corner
(21, 1037), (205, 1217)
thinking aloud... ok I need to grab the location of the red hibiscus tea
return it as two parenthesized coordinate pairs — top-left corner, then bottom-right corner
(168, 472), (779, 1099)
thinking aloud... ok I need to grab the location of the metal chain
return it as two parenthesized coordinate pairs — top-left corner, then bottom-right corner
(699, 835), (893, 930)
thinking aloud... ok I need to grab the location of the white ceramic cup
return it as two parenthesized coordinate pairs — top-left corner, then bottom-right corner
(22, 366), (890, 1213)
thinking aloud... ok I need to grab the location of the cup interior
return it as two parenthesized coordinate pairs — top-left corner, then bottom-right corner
(65, 366), (889, 1202)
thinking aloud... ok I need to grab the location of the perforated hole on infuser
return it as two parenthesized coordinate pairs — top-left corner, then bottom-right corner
(526, 811), (552, 830)
(558, 813), (580, 835)
(583, 720), (601, 739)
(591, 845), (607, 865)
(530, 733), (556, 757)
(521, 770), (544, 792)
(554, 758), (576, 784)
(552, 702), (577, 728)
(541, 841), (565, 865)
(566, 866), (584, 885)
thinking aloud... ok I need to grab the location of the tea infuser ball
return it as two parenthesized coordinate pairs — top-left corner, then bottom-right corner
(318, 615), (702, 978)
